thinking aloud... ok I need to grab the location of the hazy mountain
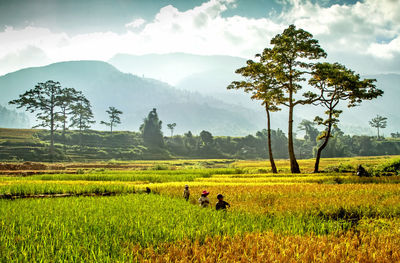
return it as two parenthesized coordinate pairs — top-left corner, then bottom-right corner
(0, 105), (30, 128)
(108, 53), (246, 86)
(0, 60), (266, 136)
(109, 53), (400, 136)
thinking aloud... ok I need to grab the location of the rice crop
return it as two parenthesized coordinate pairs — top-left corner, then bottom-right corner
(0, 194), (351, 262)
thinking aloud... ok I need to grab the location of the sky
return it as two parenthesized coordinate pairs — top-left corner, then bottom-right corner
(0, 0), (399, 76)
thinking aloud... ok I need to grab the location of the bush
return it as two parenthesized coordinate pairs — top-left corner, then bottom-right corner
(324, 163), (355, 173)
(333, 177), (344, 184)
(373, 158), (400, 176)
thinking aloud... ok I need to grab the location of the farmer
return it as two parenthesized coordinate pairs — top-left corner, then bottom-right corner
(216, 194), (230, 211)
(357, 165), (370, 177)
(145, 187), (151, 194)
(183, 185), (190, 201)
(198, 190), (210, 208)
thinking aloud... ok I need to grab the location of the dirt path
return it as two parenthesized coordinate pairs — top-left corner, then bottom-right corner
(0, 192), (118, 200)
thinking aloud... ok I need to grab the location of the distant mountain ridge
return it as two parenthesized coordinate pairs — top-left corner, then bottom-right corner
(0, 60), (265, 136)
(108, 53), (400, 135)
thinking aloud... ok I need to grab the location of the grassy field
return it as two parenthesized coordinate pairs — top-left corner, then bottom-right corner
(1, 156), (400, 262)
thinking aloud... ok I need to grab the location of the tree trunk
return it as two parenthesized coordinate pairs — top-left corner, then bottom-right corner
(79, 117), (83, 149)
(288, 100), (300, 173)
(50, 95), (55, 161)
(50, 118), (54, 160)
(266, 106), (278, 173)
(377, 127), (380, 139)
(62, 109), (67, 153)
(314, 123), (332, 173)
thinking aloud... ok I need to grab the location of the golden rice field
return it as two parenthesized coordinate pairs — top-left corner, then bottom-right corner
(1, 156), (400, 262)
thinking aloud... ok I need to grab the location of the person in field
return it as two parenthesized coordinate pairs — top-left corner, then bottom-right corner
(183, 185), (190, 201)
(216, 194), (230, 211)
(198, 190), (210, 208)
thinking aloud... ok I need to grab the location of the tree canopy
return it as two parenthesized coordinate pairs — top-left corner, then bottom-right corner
(9, 80), (64, 155)
(309, 62), (382, 172)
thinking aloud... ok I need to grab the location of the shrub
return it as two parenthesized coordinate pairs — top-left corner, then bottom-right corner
(76, 169), (85, 174)
(153, 164), (168, 170)
(333, 177), (344, 184)
(373, 158), (400, 176)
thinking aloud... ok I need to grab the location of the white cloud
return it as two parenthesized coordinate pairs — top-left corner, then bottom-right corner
(367, 36), (400, 59)
(0, 0), (399, 76)
(282, 0), (400, 58)
(0, 45), (50, 75)
(125, 18), (146, 29)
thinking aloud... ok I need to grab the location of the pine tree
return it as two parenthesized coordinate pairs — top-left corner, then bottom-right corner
(140, 108), (164, 148)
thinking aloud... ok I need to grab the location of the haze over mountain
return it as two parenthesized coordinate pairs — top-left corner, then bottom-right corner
(109, 53), (400, 136)
(0, 60), (268, 136)
(0, 105), (30, 128)
(1, 57), (398, 137)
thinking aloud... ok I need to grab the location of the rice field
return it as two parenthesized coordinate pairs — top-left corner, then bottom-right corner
(1, 156), (400, 262)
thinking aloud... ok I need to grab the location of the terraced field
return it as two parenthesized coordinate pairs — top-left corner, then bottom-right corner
(1, 156), (399, 262)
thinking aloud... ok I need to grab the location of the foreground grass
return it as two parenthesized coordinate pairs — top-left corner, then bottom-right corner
(0, 194), (352, 262)
(135, 231), (400, 262)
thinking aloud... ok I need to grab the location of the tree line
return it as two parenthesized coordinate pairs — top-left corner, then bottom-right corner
(6, 80), (398, 162)
(33, 123), (400, 162)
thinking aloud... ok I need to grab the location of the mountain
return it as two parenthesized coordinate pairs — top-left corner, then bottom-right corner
(2, 56), (398, 137)
(0, 60), (266, 136)
(109, 53), (400, 136)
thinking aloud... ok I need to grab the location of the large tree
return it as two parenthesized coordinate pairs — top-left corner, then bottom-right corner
(259, 25), (327, 173)
(9, 80), (63, 156)
(59, 87), (82, 150)
(309, 62), (383, 172)
(200, 130), (213, 146)
(228, 60), (284, 173)
(369, 115), (387, 139)
(140, 108), (164, 148)
(100, 106), (122, 134)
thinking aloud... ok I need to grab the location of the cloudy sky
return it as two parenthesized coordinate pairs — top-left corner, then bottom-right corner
(0, 0), (399, 76)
